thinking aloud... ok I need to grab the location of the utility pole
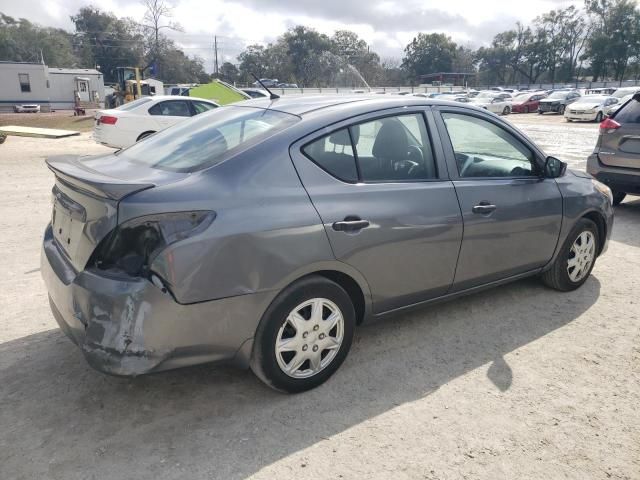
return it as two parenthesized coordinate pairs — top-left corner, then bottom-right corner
(214, 36), (219, 77)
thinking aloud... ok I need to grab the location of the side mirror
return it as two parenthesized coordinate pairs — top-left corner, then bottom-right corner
(544, 156), (567, 178)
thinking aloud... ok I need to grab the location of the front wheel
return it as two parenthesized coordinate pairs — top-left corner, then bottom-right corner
(502, 106), (511, 115)
(595, 112), (603, 123)
(250, 276), (355, 393)
(559, 105), (566, 115)
(541, 218), (599, 291)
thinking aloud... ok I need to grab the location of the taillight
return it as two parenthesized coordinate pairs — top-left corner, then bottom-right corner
(599, 117), (620, 133)
(89, 211), (216, 277)
(99, 115), (118, 125)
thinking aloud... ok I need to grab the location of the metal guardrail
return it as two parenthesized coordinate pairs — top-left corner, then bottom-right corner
(238, 80), (640, 96)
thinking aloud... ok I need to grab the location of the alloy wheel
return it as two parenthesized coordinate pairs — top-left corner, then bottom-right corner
(567, 231), (596, 282)
(275, 298), (344, 379)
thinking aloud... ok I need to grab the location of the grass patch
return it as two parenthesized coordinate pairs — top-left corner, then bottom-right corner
(0, 112), (95, 132)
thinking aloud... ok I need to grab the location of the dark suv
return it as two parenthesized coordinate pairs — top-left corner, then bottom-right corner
(588, 93), (640, 205)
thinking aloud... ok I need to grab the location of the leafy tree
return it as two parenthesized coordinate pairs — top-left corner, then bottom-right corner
(71, 7), (145, 82)
(584, 0), (640, 81)
(282, 26), (334, 86)
(402, 33), (458, 80)
(218, 61), (239, 84)
(140, 0), (182, 77)
(0, 13), (77, 66)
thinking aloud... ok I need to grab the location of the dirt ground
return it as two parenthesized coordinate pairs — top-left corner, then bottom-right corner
(0, 110), (97, 132)
(0, 113), (638, 480)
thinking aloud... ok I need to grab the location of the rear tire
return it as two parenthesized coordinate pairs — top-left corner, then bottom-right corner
(559, 105), (566, 115)
(502, 106), (510, 115)
(538, 110), (543, 114)
(612, 190), (626, 206)
(250, 275), (355, 393)
(595, 112), (603, 123)
(541, 218), (599, 292)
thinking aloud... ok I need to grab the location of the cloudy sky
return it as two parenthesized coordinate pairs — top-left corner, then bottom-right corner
(0, 0), (578, 71)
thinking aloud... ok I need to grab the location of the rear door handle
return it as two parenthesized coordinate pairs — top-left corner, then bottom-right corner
(332, 217), (370, 232)
(472, 203), (497, 214)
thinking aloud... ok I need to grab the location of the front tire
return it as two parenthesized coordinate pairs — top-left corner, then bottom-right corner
(541, 218), (599, 291)
(595, 112), (603, 123)
(250, 275), (355, 393)
(502, 106), (511, 115)
(559, 105), (566, 115)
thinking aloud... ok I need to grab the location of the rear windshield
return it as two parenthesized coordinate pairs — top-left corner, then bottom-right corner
(116, 97), (153, 111)
(117, 106), (299, 172)
(613, 96), (640, 124)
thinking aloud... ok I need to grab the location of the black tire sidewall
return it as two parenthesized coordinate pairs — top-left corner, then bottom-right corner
(251, 276), (355, 393)
(555, 219), (599, 290)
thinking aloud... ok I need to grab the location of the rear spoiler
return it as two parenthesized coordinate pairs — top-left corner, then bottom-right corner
(46, 155), (154, 200)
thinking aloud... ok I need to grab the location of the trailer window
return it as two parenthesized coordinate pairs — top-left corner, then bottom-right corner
(18, 74), (30, 93)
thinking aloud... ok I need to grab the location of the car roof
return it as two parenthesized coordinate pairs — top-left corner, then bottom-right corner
(235, 94), (490, 117)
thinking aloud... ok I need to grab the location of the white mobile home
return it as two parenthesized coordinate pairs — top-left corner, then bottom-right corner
(48, 67), (105, 109)
(0, 61), (49, 112)
(0, 62), (105, 112)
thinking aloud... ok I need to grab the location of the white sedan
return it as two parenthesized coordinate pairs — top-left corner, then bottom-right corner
(469, 92), (512, 115)
(564, 95), (619, 122)
(94, 96), (219, 149)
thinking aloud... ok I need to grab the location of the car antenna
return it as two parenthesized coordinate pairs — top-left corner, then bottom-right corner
(252, 73), (280, 100)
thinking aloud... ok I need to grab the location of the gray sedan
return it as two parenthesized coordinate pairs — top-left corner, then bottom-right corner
(42, 96), (614, 393)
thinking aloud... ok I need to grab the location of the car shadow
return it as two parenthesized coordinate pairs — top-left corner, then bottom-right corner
(614, 197), (640, 249)
(1, 276), (600, 479)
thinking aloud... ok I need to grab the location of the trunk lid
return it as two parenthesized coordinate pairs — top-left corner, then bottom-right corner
(599, 94), (640, 169)
(46, 153), (185, 271)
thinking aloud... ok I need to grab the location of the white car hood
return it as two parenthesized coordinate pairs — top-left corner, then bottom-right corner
(573, 103), (601, 110)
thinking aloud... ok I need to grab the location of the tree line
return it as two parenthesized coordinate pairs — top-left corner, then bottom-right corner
(0, 2), (210, 84)
(1, 0), (639, 87)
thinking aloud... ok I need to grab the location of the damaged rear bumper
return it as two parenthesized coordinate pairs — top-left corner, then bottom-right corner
(41, 224), (270, 376)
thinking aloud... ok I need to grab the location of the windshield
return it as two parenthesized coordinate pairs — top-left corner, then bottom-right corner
(115, 97), (154, 111)
(575, 96), (608, 104)
(513, 93), (531, 102)
(117, 106), (299, 172)
(475, 92), (495, 99)
(548, 91), (569, 99)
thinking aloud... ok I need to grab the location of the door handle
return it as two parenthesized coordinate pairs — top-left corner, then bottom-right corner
(332, 217), (370, 232)
(472, 203), (497, 214)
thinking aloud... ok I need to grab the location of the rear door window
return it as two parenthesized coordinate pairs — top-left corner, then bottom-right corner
(302, 113), (438, 183)
(613, 97), (640, 123)
(148, 100), (192, 117)
(352, 114), (437, 182)
(302, 129), (358, 182)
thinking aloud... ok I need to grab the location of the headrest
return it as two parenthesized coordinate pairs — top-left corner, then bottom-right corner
(372, 119), (408, 158)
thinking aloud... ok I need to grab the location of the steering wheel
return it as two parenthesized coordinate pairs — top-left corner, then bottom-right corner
(394, 145), (423, 176)
(459, 154), (479, 177)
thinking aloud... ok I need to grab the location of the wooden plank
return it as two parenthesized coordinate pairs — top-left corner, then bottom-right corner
(0, 125), (80, 139)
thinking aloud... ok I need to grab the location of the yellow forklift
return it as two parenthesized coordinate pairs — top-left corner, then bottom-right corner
(107, 67), (153, 108)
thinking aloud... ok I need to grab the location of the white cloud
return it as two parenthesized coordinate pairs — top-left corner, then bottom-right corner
(1, 0), (581, 69)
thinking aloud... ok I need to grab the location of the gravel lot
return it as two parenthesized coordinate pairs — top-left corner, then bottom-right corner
(1, 113), (639, 480)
